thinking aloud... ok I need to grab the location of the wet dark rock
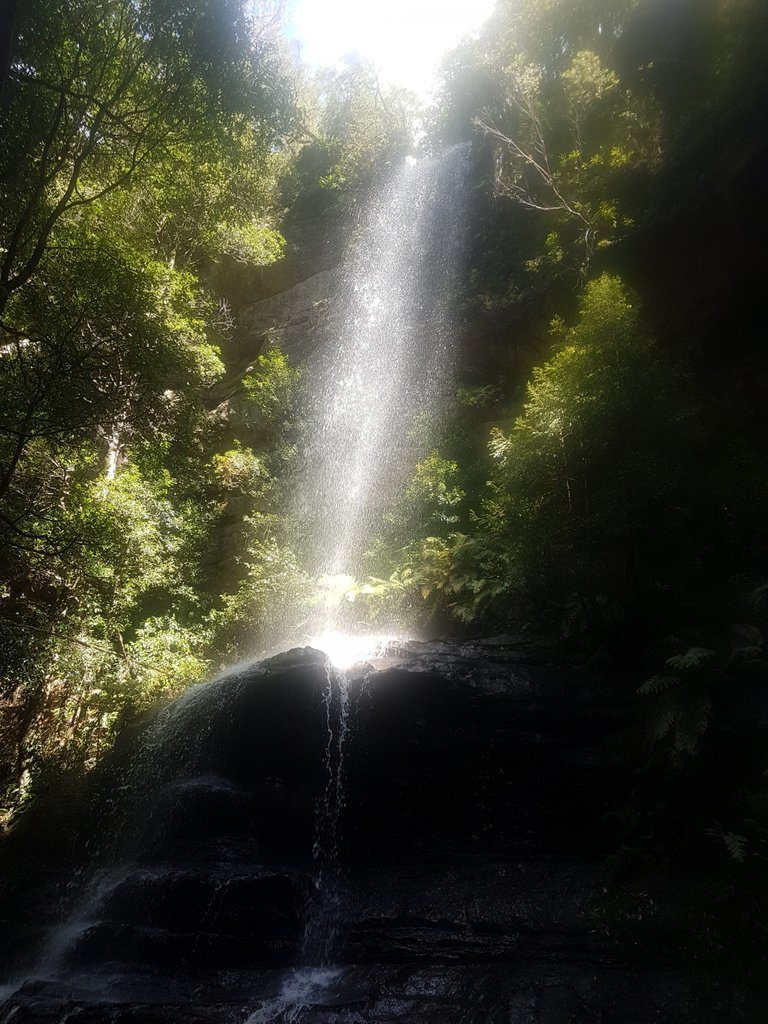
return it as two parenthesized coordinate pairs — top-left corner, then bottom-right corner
(0, 640), (765, 1022)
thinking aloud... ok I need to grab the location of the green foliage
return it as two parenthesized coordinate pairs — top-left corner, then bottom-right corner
(238, 346), (304, 485)
(433, 0), (665, 283)
(355, 454), (477, 626)
(466, 275), (701, 633)
(93, 135), (288, 269)
(359, 275), (715, 639)
(352, 535), (455, 625)
(666, 647), (717, 672)
(210, 529), (311, 662)
(360, 451), (462, 566)
(0, 0), (292, 312)
(640, 633), (767, 768)
(197, 345), (309, 657)
(706, 828), (749, 864)
(299, 58), (419, 194)
(242, 347), (304, 429)
(212, 446), (268, 497)
(122, 616), (210, 698)
(638, 669), (713, 763)
(404, 452), (465, 530)
(0, 0), (303, 823)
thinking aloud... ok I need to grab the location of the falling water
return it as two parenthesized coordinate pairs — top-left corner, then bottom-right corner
(292, 145), (471, 602)
(302, 662), (349, 964)
(243, 966), (341, 1024)
(254, 147), (473, 1014)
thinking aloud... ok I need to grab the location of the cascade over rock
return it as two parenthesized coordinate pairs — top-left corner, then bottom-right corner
(0, 641), (760, 1022)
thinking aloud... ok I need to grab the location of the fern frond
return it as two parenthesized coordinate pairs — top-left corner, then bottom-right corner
(638, 674), (677, 695)
(652, 699), (677, 741)
(675, 695), (712, 755)
(666, 647), (715, 671)
(690, 693), (712, 738)
(707, 830), (749, 863)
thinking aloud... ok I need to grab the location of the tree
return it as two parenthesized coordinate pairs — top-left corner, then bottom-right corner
(0, 234), (221, 533)
(0, 0), (294, 316)
(0, 0), (300, 821)
(476, 46), (661, 274)
(479, 275), (702, 635)
(300, 56), (418, 193)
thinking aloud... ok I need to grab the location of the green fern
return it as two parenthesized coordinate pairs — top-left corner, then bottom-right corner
(666, 647), (715, 671)
(638, 674), (677, 695)
(652, 698), (678, 741)
(675, 694), (712, 756)
(639, 659), (714, 761)
(706, 828), (749, 863)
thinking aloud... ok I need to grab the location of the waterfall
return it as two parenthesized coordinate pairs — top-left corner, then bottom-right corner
(302, 663), (350, 964)
(243, 147), (472, 1009)
(0, 149), (472, 1020)
(278, 148), (472, 981)
(292, 146), (470, 610)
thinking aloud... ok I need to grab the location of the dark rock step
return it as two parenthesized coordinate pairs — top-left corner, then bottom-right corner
(92, 869), (310, 937)
(130, 774), (316, 864)
(338, 924), (619, 965)
(3, 644), (753, 1022)
(2, 961), (762, 1024)
(66, 920), (300, 971)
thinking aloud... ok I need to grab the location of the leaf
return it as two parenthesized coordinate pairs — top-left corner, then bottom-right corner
(638, 674), (677, 695)
(676, 695), (712, 755)
(652, 700), (677, 741)
(722, 832), (749, 863)
(666, 647), (715, 671)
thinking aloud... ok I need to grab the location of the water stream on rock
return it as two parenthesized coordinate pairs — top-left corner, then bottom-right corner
(239, 664), (353, 1024)
(302, 662), (350, 966)
(246, 148), (473, 1018)
(243, 967), (342, 1024)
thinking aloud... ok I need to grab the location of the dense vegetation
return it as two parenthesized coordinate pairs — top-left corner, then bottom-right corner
(1, 0), (767, 929)
(0, 0), (307, 820)
(362, 0), (768, 650)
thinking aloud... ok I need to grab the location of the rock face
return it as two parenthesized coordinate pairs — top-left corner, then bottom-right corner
(230, 268), (342, 369)
(206, 185), (350, 389)
(0, 641), (762, 1022)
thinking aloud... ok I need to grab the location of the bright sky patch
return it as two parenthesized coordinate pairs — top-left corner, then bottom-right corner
(285, 0), (495, 97)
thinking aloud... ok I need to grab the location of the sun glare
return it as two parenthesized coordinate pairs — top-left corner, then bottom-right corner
(309, 630), (397, 670)
(286, 0), (496, 97)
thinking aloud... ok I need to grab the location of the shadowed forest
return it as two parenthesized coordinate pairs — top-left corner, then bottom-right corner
(1, 0), (768, 983)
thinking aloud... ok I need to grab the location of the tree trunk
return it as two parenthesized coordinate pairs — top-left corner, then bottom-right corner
(105, 426), (122, 481)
